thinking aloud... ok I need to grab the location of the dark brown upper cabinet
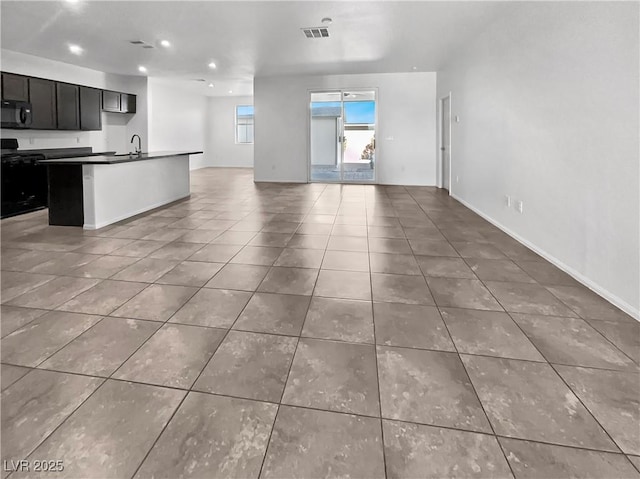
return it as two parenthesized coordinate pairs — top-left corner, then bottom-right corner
(1, 72), (29, 102)
(56, 83), (80, 130)
(29, 78), (57, 129)
(102, 90), (121, 112)
(120, 93), (136, 113)
(79, 86), (102, 131)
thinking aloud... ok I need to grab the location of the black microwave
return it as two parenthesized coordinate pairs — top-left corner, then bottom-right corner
(1, 100), (32, 128)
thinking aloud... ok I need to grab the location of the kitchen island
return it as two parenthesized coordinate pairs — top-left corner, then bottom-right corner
(38, 151), (202, 229)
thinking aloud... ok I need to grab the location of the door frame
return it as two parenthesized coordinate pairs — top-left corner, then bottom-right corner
(307, 88), (378, 184)
(439, 93), (452, 194)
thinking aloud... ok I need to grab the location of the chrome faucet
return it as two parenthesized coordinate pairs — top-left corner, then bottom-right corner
(130, 134), (142, 155)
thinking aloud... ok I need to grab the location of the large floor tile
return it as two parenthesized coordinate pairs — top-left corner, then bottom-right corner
(6, 276), (101, 309)
(547, 284), (634, 321)
(229, 245), (283, 265)
(109, 239), (167, 257)
(327, 235), (368, 252)
(110, 257), (180, 282)
(1, 271), (55, 303)
(321, 250), (369, 272)
(113, 323), (225, 388)
(515, 260), (581, 286)
(282, 338), (379, 416)
(135, 392), (277, 479)
(555, 365), (640, 455)
(187, 243), (243, 263)
(194, 330), (297, 402)
(440, 308), (545, 361)
(1, 364), (30, 391)
(409, 239), (459, 257)
(67, 254), (139, 279)
(512, 313), (637, 370)
(22, 380), (184, 479)
(57, 280), (148, 316)
(258, 267), (318, 295)
(1, 311), (102, 367)
(377, 346), (491, 432)
(371, 273), (434, 305)
(499, 437), (640, 479)
(466, 258), (535, 283)
(274, 248), (324, 268)
(369, 252), (421, 275)
(427, 277), (503, 311)
(416, 256), (482, 279)
(170, 288), (252, 328)
(1, 369), (103, 465)
(587, 319), (640, 364)
(383, 420), (512, 478)
(314, 270), (371, 300)
(156, 260), (223, 286)
(261, 406), (385, 479)
(39, 317), (160, 377)
(205, 263), (270, 291)
(26, 251), (100, 275)
(373, 303), (454, 351)
(461, 355), (616, 451)
(452, 242), (507, 260)
(0, 305), (47, 337)
(148, 241), (205, 260)
(485, 281), (578, 317)
(302, 297), (374, 343)
(234, 292), (310, 335)
(111, 284), (197, 321)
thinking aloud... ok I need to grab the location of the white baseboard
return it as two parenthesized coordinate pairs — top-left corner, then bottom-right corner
(83, 194), (191, 230)
(451, 193), (640, 321)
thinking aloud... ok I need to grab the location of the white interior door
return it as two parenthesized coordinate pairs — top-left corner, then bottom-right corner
(441, 96), (451, 192)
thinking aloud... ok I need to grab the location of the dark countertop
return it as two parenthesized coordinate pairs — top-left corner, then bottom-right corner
(37, 151), (203, 165)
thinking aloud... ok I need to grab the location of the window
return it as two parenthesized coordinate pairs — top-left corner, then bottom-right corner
(235, 105), (254, 144)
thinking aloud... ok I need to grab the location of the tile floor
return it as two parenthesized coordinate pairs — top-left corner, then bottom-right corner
(1, 168), (639, 479)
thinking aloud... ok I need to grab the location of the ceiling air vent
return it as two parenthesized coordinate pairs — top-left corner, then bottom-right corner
(129, 40), (155, 49)
(301, 27), (329, 39)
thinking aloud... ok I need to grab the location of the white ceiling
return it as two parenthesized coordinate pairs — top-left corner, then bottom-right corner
(1, 1), (505, 97)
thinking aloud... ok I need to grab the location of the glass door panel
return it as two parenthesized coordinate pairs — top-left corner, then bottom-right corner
(309, 90), (376, 183)
(310, 92), (342, 182)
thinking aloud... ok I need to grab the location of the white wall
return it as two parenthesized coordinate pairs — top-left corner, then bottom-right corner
(205, 95), (254, 168)
(0, 49), (147, 154)
(436, 2), (639, 317)
(147, 78), (207, 170)
(254, 72), (436, 184)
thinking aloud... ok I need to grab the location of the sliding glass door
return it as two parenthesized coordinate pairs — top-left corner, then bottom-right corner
(309, 90), (376, 183)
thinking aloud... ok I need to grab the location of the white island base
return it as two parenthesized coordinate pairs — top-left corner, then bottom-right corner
(81, 155), (190, 229)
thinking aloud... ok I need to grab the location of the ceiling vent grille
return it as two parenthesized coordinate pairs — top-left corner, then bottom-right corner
(301, 27), (329, 39)
(129, 40), (155, 49)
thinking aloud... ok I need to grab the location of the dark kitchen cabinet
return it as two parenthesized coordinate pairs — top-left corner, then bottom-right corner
(102, 90), (120, 112)
(1, 73), (29, 101)
(29, 78), (57, 129)
(56, 83), (80, 130)
(120, 93), (136, 113)
(79, 86), (102, 130)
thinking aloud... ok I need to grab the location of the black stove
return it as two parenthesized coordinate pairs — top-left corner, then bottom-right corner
(1, 138), (48, 219)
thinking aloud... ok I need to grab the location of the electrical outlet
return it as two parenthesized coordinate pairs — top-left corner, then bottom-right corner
(456, 176), (459, 183)
(505, 195), (511, 207)
(29, 137), (34, 145)
(76, 137), (81, 144)
(516, 200), (523, 213)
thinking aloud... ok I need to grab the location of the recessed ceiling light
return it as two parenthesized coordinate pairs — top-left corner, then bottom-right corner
(138, 65), (147, 73)
(228, 90), (233, 94)
(321, 17), (332, 24)
(160, 40), (171, 48)
(412, 66), (417, 70)
(208, 62), (217, 69)
(65, 0), (79, 4)
(208, 83), (214, 88)
(68, 44), (83, 55)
